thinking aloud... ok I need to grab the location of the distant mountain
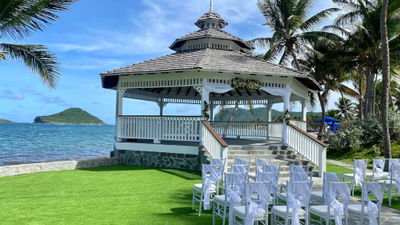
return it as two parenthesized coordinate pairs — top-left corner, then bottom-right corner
(0, 119), (14, 123)
(34, 108), (105, 125)
(214, 107), (321, 122)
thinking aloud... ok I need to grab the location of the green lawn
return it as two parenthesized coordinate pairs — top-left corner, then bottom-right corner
(0, 165), (218, 225)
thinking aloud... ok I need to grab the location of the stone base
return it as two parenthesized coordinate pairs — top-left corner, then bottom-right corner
(115, 148), (208, 171)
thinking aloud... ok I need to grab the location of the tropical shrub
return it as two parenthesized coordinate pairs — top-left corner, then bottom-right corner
(327, 126), (362, 152)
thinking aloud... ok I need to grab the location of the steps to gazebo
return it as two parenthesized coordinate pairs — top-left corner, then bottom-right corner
(226, 144), (314, 178)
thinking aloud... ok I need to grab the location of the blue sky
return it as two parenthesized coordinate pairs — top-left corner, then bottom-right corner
(0, 0), (339, 124)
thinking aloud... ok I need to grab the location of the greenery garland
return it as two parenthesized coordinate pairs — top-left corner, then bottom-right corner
(231, 78), (262, 91)
(284, 110), (291, 125)
(202, 101), (210, 120)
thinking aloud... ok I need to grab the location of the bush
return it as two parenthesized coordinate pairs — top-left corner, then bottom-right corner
(389, 110), (400, 141)
(327, 126), (362, 152)
(360, 117), (382, 147)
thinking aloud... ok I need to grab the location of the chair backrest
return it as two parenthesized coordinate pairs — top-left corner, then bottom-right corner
(353, 159), (367, 185)
(211, 158), (225, 177)
(389, 159), (400, 172)
(262, 164), (280, 173)
(225, 173), (247, 202)
(202, 164), (220, 183)
(287, 181), (312, 208)
(390, 165), (400, 189)
(232, 164), (250, 175)
(244, 182), (272, 218)
(373, 158), (385, 178)
(234, 158), (249, 165)
(255, 159), (270, 174)
(290, 165), (309, 173)
(257, 172), (279, 195)
(290, 171), (313, 182)
(361, 182), (383, 210)
(323, 172), (344, 203)
(328, 181), (351, 207)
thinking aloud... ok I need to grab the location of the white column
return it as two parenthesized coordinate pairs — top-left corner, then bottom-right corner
(282, 93), (291, 147)
(266, 103), (272, 140)
(301, 99), (307, 122)
(115, 88), (124, 141)
(210, 103), (215, 121)
(159, 98), (165, 116)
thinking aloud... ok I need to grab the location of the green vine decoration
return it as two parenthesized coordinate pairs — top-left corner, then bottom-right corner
(231, 78), (262, 91)
(284, 110), (291, 125)
(202, 101), (210, 120)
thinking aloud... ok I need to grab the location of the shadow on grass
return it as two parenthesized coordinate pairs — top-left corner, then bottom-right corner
(78, 164), (201, 180)
(154, 206), (219, 225)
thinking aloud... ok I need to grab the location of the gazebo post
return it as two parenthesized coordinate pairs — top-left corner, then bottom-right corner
(115, 88), (125, 142)
(282, 93), (291, 147)
(266, 103), (272, 140)
(158, 98), (167, 116)
(210, 103), (215, 122)
(301, 99), (307, 122)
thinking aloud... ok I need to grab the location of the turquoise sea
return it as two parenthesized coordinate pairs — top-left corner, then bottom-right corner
(0, 123), (114, 166)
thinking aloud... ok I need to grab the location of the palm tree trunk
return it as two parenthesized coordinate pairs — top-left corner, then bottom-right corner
(317, 92), (327, 138)
(364, 69), (375, 118)
(359, 73), (364, 120)
(291, 52), (301, 71)
(380, 0), (392, 158)
(340, 91), (350, 122)
(222, 100), (239, 138)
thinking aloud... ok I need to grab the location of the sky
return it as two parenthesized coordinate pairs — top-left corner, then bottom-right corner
(0, 0), (340, 124)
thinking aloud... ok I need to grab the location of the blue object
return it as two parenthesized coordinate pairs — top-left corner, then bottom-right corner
(314, 116), (341, 123)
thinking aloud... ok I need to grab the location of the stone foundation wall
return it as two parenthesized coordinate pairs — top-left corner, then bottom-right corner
(116, 148), (209, 170)
(0, 157), (119, 177)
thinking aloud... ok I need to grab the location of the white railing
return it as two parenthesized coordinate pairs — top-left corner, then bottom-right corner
(291, 120), (307, 131)
(201, 121), (228, 159)
(268, 122), (283, 138)
(117, 116), (202, 142)
(209, 121), (269, 137)
(287, 124), (328, 176)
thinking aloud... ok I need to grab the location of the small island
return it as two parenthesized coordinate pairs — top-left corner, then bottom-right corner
(0, 119), (14, 123)
(34, 108), (106, 125)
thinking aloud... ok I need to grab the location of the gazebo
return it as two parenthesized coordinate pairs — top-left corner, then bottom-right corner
(100, 3), (327, 173)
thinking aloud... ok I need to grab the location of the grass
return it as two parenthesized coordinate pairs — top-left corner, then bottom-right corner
(326, 162), (400, 211)
(0, 165), (219, 225)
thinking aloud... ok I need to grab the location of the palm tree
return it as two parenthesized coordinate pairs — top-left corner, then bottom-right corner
(0, 0), (77, 88)
(249, 0), (340, 69)
(335, 97), (355, 121)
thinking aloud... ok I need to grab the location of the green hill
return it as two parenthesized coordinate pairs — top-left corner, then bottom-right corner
(0, 119), (14, 123)
(214, 107), (321, 122)
(34, 108), (105, 125)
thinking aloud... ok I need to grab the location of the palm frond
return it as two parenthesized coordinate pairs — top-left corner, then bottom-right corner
(322, 25), (353, 37)
(0, 0), (77, 39)
(300, 8), (341, 31)
(247, 38), (272, 48)
(0, 43), (59, 87)
(338, 84), (360, 97)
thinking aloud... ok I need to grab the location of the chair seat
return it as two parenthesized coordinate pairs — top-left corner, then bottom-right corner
(272, 206), (306, 218)
(348, 204), (369, 214)
(310, 205), (338, 217)
(378, 180), (398, 188)
(311, 191), (323, 202)
(343, 173), (354, 180)
(366, 172), (389, 179)
(214, 195), (226, 204)
(193, 183), (217, 192)
(233, 206), (267, 220)
(248, 173), (256, 180)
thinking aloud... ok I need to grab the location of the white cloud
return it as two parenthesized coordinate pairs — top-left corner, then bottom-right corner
(0, 90), (24, 100)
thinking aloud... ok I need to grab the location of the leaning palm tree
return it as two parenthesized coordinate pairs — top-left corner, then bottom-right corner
(335, 97), (355, 121)
(0, 0), (77, 88)
(249, 0), (340, 69)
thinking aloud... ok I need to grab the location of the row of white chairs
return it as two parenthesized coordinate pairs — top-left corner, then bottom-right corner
(344, 158), (400, 206)
(193, 158), (384, 225)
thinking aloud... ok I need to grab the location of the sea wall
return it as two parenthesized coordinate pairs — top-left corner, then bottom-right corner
(0, 157), (119, 177)
(115, 148), (210, 170)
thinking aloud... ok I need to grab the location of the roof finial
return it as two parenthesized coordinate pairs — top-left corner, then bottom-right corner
(210, 0), (214, 11)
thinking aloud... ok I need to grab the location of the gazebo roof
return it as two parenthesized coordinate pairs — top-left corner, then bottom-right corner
(101, 48), (321, 91)
(169, 28), (251, 51)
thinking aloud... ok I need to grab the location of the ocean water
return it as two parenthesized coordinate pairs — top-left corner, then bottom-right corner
(0, 123), (115, 166)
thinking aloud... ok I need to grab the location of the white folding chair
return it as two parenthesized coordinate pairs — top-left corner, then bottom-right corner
(232, 182), (272, 225)
(257, 172), (280, 206)
(310, 181), (351, 225)
(367, 159), (388, 181)
(348, 182), (383, 225)
(271, 181), (312, 225)
(249, 159), (271, 181)
(343, 159), (368, 195)
(389, 158), (400, 172)
(311, 172), (344, 203)
(379, 164), (400, 206)
(211, 158), (226, 190)
(212, 173), (246, 225)
(278, 167), (312, 204)
(192, 164), (221, 216)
